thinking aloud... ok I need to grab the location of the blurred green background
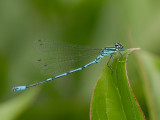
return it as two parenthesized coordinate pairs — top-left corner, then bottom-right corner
(0, 0), (160, 120)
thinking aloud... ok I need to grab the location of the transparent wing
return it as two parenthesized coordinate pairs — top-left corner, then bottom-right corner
(35, 39), (100, 53)
(34, 39), (101, 77)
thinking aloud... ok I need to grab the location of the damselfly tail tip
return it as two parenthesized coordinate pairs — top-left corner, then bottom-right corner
(12, 86), (27, 92)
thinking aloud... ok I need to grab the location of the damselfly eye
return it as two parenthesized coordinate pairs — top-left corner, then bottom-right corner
(115, 43), (119, 47)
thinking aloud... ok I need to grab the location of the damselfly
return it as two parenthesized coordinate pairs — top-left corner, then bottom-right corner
(13, 40), (125, 92)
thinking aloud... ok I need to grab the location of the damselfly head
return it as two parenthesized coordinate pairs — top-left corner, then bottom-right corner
(115, 43), (124, 51)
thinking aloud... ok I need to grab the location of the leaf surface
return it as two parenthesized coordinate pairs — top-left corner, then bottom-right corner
(90, 48), (145, 120)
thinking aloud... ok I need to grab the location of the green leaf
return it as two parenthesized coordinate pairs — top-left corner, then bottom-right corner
(90, 48), (145, 120)
(0, 88), (39, 120)
(137, 51), (160, 120)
